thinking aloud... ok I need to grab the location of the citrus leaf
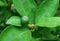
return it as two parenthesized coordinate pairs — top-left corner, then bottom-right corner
(0, 26), (31, 41)
(6, 16), (21, 26)
(13, 0), (36, 16)
(0, 1), (5, 6)
(41, 33), (57, 40)
(35, 0), (44, 5)
(36, 17), (60, 27)
(13, 0), (36, 24)
(35, 0), (59, 24)
(0, 10), (12, 27)
(31, 38), (40, 41)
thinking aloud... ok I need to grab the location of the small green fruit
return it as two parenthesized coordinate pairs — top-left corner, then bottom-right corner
(21, 16), (29, 25)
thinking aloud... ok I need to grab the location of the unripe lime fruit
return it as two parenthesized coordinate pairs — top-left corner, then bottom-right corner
(21, 16), (29, 25)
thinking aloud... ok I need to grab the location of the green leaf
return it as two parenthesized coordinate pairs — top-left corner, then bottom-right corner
(0, 9), (12, 22)
(36, 17), (60, 27)
(32, 27), (57, 40)
(13, 0), (36, 16)
(35, 0), (59, 24)
(38, 27), (57, 40)
(0, 10), (12, 27)
(6, 16), (21, 26)
(31, 38), (40, 41)
(13, 0), (36, 24)
(2, 10), (12, 21)
(41, 33), (57, 40)
(0, 26), (31, 41)
(0, 1), (5, 6)
(35, 0), (44, 5)
(32, 27), (52, 38)
(0, 29), (1, 33)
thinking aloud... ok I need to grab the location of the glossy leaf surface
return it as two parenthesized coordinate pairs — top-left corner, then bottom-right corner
(0, 26), (31, 41)
(13, 0), (36, 24)
(6, 16), (21, 26)
(35, 0), (59, 25)
(36, 17), (60, 27)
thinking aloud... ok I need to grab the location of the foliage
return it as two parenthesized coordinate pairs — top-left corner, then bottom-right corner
(0, 0), (60, 41)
